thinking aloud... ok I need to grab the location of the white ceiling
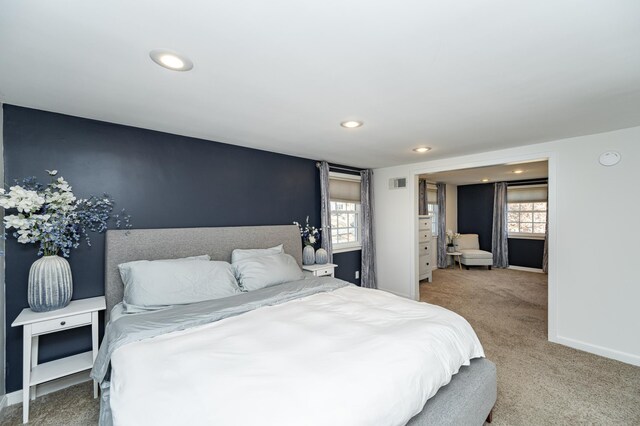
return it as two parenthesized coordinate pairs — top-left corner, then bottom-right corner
(1, 1), (639, 168)
(421, 160), (548, 185)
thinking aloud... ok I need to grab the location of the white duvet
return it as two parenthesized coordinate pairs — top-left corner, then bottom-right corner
(110, 286), (484, 426)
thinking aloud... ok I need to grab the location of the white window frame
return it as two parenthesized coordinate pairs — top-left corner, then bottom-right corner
(329, 172), (362, 253)
(507, 184), (547, 240)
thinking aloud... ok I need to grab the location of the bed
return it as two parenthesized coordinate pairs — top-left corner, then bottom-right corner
(92, 225), (496, 425)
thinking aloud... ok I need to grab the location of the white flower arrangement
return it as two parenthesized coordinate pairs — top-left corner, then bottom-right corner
(0, 170), (130, 257)
(446, 229), (461, 246)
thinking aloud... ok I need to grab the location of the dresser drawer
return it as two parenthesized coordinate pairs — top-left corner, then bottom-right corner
(31, 312), (92, 335)
(418, 218), (432, 230)
(418, 230), (432, 242)
(419, 255), (431, 274)
(419, 244), (431, 257)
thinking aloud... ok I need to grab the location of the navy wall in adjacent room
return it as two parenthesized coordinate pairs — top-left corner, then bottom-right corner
(457, 183), (494, 251)
(457, 182), (545, 269)
(508, 238), (545, 269)
(2, 105), (359, 392)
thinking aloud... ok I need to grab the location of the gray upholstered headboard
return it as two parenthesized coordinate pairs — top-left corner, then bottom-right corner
(104, 225), (302, 321)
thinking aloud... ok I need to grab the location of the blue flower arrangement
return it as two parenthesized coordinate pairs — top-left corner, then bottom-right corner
(293, 216), (321, 247)
(0, 169), (131, 257)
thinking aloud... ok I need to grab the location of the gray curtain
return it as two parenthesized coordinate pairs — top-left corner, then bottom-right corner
(491, 182), (509, 268)
(319, 161), (333, 263)
(436, 183), (447, 269)
(360, 169), (376, 289)
(418, 179), (427, 215)
(542, 208), (549, 273)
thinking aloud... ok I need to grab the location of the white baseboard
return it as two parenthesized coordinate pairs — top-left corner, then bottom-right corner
(5, 370), (91, 407)
(508, 265), (544, 273)
(554, 335), (640, 367)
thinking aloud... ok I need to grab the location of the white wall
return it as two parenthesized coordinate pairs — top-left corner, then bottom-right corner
(374, 126), (640, 366)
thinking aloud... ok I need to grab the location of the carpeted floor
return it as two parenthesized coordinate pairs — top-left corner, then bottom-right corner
(1, 268), (639, 425)
(421, 268), (640, 425)
(0, 380), (98, 425)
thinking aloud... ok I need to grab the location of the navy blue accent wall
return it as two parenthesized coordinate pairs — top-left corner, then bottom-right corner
(2, 105), (359, 392)
(333, 250), (361, 285)
(457, 182), (545, 269)
(457, 183), (494, 251)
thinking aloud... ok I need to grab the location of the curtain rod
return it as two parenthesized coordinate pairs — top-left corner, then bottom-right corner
(315, 162), (362, 173)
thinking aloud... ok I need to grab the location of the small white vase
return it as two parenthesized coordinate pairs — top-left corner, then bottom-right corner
(28, 255), (73, 312)
(302, 245), (316, 265)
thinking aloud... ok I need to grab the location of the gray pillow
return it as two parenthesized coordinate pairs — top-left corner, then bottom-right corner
(234, 253), (305, 291)
(231, 244), (284, 263)
(119, 259), (241, 312)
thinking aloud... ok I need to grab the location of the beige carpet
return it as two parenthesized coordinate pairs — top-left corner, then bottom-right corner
(421, 268), (640, 425)
(0, 380), (98, 425)
(2, 268), (639, 425)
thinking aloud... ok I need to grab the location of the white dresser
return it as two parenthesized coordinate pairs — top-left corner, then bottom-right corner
(418, 215), (433, 282)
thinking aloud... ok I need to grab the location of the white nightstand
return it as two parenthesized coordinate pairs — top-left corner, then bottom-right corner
(11, 296), (106, 423)
(302, 263), (338, 277)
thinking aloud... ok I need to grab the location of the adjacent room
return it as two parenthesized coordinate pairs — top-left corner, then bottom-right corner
(1, 1), (639, 425)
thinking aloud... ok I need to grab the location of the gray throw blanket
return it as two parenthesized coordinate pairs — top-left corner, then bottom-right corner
(91, 278), (349, 425)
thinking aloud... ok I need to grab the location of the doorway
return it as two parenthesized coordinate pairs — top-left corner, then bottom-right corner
(412, 155), (556, 341)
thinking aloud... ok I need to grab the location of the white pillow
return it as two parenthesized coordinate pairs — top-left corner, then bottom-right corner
(234, 253), (305, 292)
(119, 259), (241, 312)
(231, 244), (284, 263)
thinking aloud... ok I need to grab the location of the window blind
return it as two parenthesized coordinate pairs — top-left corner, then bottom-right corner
(330, 176), (361, 202)
(507, 184), (547, 202)
(427, 185), (437, 204)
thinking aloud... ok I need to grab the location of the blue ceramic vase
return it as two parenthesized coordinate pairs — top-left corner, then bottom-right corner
(315, 248), (328, 265)
(302, 245), (315, 265)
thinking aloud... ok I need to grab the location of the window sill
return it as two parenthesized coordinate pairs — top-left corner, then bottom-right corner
(508, 234), (545, 241)
(333, 244), (362, 254)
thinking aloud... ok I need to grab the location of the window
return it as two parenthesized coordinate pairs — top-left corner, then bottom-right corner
(427, 185), (438, 236)
(427, 202), (438, 236)
(507, 185), (547, 238)
(329, 173), (362, 252)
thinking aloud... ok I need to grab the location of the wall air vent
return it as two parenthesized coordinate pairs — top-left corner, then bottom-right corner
(389, 177), (407, 189)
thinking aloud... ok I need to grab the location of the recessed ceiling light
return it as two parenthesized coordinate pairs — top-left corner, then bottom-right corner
(340, 121), (363, 128)
(412, 147), (432, 153)
(149, 49), (194, 71)
(481, 178), (490, 182)
(512, 169), (524, 174)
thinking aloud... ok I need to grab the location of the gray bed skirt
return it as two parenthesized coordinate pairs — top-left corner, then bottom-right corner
(407, 357), (497, 425)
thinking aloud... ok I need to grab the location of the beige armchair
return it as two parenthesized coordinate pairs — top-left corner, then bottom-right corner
(454, 234), (493, 270)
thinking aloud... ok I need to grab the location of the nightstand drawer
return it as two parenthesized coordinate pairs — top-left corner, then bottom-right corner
(31, 312), (92, 335)
(314, 268), (334, 277)
(419, 244), (431, 257)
